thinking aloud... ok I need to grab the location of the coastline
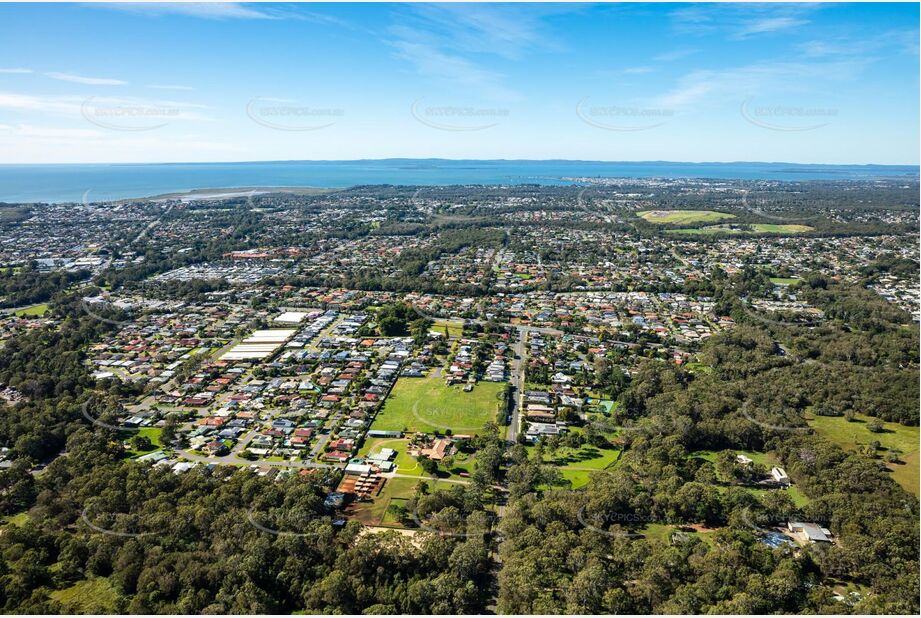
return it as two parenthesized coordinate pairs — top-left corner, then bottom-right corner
(146, 186), (334, 202)
(1, 160), (917, 204)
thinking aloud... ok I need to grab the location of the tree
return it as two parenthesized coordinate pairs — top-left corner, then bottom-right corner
(0, 459), (36, 514)
(131, 435), (153, 452)
(418, 455), (439, 476)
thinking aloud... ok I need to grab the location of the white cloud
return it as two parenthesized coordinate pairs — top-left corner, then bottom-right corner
(148, 84), (194, 91)
(3, 124), (102, 139)
(404, 3), (571, 60)
(669, 5), (816, 40)
(0, 91), (212, 124)
(652, 60), (869, 109)
(0, 68), (33, 74)
(91, 2), (277, 20)
(798, 29), (920, 59)
(385, 4), (584, 100)
(653, 49), (698, 62)
(623, 66), (654, 75)
(45, 72), (128, 86)
(733, 17), (808, 40)
(0, 92), (82, 115)
(390, 37), (518, 101)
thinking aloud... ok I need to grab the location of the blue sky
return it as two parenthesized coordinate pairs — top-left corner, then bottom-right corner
(0, 2), (917, 164)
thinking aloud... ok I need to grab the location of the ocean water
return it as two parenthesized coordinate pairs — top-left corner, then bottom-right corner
(0, 159), (917, 204)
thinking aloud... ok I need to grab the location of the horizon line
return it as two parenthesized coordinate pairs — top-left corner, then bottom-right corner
(0, 158), (918, 168)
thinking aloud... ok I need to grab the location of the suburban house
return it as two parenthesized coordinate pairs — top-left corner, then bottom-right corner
(788, 522), (833, 544)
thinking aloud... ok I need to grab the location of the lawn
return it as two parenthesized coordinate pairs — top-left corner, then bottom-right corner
(640, 523), (674, 542)
(691, 449), (811, 506)
(370, 377), (505, 436)
(691, 448), (777, 466)
(430, 318), (464, 338)
(748, 485), (811, 508)
(684, 361), (715, 374)
(382, 498), (411, 524)
(637, 209), (735, 225)
(640, 524), (718, 548)
(665, 227), (739, 236)
(666, 223), (814, 236)
(750, 223), (814, 233)
(350, 476), (457, 526)
(769, 277), (802, 285)
(807, 413), (919, 496)
(125, 427), (163, 457)
(358, 437), (424, 477)
(50, 577), (120, 613)
(534, 444), (621, 469)
(14, 303), (49, 317)
(444, 451), (476, 477)
(531, 443), (621, 489)
(590, 398), (618, 414)
(2, 511), (31, 527)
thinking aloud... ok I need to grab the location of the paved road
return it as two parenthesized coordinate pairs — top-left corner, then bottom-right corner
(174, 446), (340, 470)
(506, 326), (528, 444)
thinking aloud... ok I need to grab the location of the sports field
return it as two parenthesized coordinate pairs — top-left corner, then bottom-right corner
(637, 209), (735, 224)
(807, 413), (919, 496)
(370, 376), (505, 435)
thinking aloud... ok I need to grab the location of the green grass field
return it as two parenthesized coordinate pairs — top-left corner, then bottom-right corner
(750, 223), (815, 233)
(13, 303), (49, 317)
(637, 209), (735, 225)
(747, 485), (811, 508)
(125, 427), (163, 458)
(430, 318), (464, 338)
(666, 223), (814, 236)
(50, 577), (120, 613)
(665, 227), (737, 236)
(691, 448), (776, 467)
(370, 377), (505, 435)
(2, 511), (31, 527)
(807, 413), (919, 496)
(691, 449), (810, 506)
(641, 524), (718, 548)
(531, 443), (621, 489)
(769, 277), (802, 285)
(684, 361), (715, 374)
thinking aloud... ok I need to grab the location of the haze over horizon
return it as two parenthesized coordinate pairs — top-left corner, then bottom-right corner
(0, 2), (919, 165)
(4, 158), (920, 167)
